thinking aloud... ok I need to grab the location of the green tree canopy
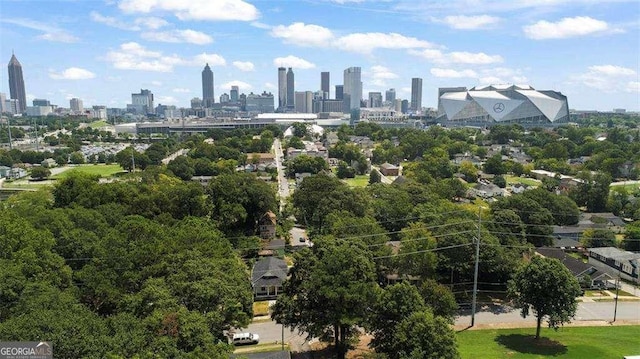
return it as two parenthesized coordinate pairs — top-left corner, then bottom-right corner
(508, 256), (581, 339)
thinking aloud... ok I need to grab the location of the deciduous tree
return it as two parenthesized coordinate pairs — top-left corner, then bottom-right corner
(508, 256), (581, 339)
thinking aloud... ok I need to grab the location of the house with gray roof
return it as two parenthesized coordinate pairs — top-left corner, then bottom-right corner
(537, 247), (612, 288)
(252, 257), (288, 300)
(589, 247), (640, 284)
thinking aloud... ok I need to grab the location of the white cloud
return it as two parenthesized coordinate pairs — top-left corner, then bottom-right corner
(104, 42), (225, 72)
(50, 67), (96, 80)
(134, 17), (169, 29)
(1, 18), (78, 43)
(626, 81), (640, 93)
(572, 64), (637, 92)
(588, 65), (636, 76)
(219, 80), (252, 91)
(410, 49), (503, 64)
(523, 16), (610, 40)
(430, 68), (478, 78)
(233, 61), (255, 72)
(367, 65), (398, 86)
(151, 80), (163, 86)
(251, 21), (271, 29)
(264, 82), (276, 90)
(478, 76), (503, 85)
(271, 22), (334, 47)
(141, 29), (213, 44)
(91, 11), (140, 30)
(172, 88), (191, 93)
(155, 95), (178, 104)
(273, 55), (316, 69)
(336, 32), (436, 54)
(118, 0), (260, 21)
(440, 15), (500, 30)
(192, 53), (226, 67)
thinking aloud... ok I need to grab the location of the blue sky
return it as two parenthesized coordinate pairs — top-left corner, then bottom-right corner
(0, 0), (638, 111)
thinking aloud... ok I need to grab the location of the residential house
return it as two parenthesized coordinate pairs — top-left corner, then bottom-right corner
(247, 153), (275, 165)
(230, 350), (291, 359)
(258, 211), (277, 240)
(324, 132), (340, 147)
(252, 257), (288, 300)
(295, 172), (311, 186)
(589, 247), (640, 284)
(191, 175), (213, 187)
(379, 162), (399, 176)
(8, 167), (27, 179)
(349, 135), (375, 149)
(552, 224), (595, 242)
(41, 158), (56, 168)
(581, 213), (627, 231)
(0, 165), (10, 178)
(473, 182), (504, 199)
(537, 247), (613, 288)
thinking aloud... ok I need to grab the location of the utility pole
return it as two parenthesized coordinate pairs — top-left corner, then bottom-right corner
(131, 151), (136, 172)
(7, 116), (12, 150)
(471, 207), (481, 327)
(281, 324), (284, 351)
(613, 269), (621, 322)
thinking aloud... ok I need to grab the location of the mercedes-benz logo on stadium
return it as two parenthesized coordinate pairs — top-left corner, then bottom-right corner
(493, 102), (505, 113)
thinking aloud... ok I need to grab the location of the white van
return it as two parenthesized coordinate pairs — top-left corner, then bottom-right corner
(232, 332), (260, 346)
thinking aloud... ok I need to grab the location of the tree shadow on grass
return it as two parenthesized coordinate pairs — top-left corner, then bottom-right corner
(495, 334), (568, 356)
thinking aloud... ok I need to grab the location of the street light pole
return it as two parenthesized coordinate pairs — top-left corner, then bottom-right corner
(471, 207), (481, 327)
(613, 269), (621, 322)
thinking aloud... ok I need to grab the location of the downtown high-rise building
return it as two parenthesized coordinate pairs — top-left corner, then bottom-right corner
(286, 68), (295, 109)
(335, 85), (344, 101)
(385, 88), (396, 103)
(70, 98), (83, 113)
(7, 53), (26, 113)
(368, 92), (382, 108)
(230, 86), (239, 103)
(277, 67), (287, 109)
(321, 72), (330, 99)
(202, 63), (214, 108)
(343, 67), (362, 112)
(411, 77), (423, 112)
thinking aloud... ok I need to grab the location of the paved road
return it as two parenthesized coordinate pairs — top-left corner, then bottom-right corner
(243, 320), (310, 352)
(454, 301), (640, 327)
(244, 301), (639, 352)
(273, 139), (289, 213)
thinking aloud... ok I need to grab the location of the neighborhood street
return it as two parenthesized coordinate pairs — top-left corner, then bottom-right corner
(244, 301), (640, 351)
(273, 138), (289, 213)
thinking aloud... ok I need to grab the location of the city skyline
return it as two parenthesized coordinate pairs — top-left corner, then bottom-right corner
(0, 1), (638, 111)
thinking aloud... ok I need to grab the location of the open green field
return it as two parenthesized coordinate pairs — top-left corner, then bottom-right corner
(88, 120), (109, 128)
(457, 325), (640, 359)
(506, 175), (542, 187)
(343, 174), (370, 187)
(52, 164), (125, 179)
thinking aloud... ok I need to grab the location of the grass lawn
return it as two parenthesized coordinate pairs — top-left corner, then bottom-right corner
(252, 301), (271, 317)
(506, 175), (541, 187)
(52, 164), (125, 179)
(457, 325), (640, 359)
(343, 175), (370, 187)
(88, 120), (109, 128)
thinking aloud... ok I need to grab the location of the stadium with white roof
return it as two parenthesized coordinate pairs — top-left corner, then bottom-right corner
(437, 85), (569, 126)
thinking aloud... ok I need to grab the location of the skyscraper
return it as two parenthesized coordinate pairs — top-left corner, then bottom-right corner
(385, 88), (396, 103)
(321, 72), (330, 99)
(277, 67), (286, 109)
(202, 63), (214, 108)
(7, 53), (26, 113)
(230, 86), (239, 102)
(411, 77), (423, 112)
(335, 85), (344, 101)
(343, 67), (362, 112)
(286, 68), (295, 109)
(368, 92), (382, 108)
(70, 98), (83, 113)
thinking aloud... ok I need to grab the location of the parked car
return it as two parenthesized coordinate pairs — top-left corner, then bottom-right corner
(232, 332), (260, 346)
